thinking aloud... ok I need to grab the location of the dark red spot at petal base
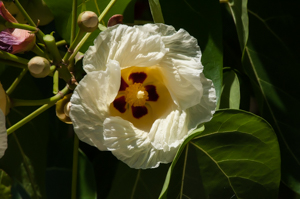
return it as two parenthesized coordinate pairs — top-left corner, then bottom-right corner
(145, 85), (159, 101)
(129, 72), (147, 83)
(132, 106), (148, 119)
(119, 77), (129, 91)
(113, 96), (127, 113)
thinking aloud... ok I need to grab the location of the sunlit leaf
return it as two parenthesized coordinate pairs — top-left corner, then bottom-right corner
(160, 0), (223, 101)
(227, 0), (249, 50)
(160, 109), (281, 199)
(148, 0), (164, 23)
(218, 68), (240, 109)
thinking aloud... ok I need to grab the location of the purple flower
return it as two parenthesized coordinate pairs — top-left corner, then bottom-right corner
(0, 1), (35, 54)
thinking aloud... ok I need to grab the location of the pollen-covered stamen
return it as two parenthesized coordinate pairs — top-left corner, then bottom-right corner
(125, 83), (149, 107)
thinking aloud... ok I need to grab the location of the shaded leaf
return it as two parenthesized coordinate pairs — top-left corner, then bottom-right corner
(77, 150), (97, 199)
(107, 161), (169, 199)
(160, 109), (280, 199)
(219, 68), (240, 109)
(0, 169), (12, 199)
(236, 0), (300, 193)
(160, 0), (223, 101)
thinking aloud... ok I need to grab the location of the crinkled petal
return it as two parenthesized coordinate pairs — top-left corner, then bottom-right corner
(83, 24), (167, 73)
(70, 60), (121, 150)
(157, 24), (204, 110)
(11, 29), (36, 54)
(103, 117), (174, 169)
(0, 109), (7, 158)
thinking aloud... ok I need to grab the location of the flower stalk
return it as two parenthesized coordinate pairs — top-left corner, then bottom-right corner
(0, 50), (28, 65)
(13, 0), (45, 42)
(7, 85), (70, 135)
(4, 21), (38, 31)
(6, 68), (28, 96)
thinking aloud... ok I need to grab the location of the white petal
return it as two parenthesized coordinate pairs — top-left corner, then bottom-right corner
(158, 24), (203, 110)
(0, 109), (7, 158)
(70, 60), (121, 150)
(185, 73), (217, 130)
(83, 24), (167, 73)
(148, 73), (216, 160)
(103, 117), (173, 169)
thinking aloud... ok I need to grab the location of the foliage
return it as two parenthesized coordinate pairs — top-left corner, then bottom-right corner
(1, 0), (299, 198)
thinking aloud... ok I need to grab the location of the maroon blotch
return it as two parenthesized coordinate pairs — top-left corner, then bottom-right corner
(131, 106), (148, 119)
(145, 85), (159, 101)
(119, 77), (129, 91)
(113, 96), (127, 113)
(129, 72), (147, 83)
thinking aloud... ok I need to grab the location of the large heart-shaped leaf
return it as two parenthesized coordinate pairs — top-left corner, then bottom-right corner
(227, 0), (300, 193)
(159, 0), (223, 101)
(160, 109), (281, 199)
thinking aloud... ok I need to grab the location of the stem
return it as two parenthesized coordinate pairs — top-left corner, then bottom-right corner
(7, 86), (70, 135)
(53, 70), (59, 94)
(13, 0), (45, 42)
(0, 50), (29, 65)
(0, 59), (27, 69)
(98, 0), (116, 23)
(63, 30), (85, 65)
(68, 32), (91, 64)
(43, 35), (62, 65)
(71, 0), (77, 43)
(56, 40), (67, 47)
(31, 45), (45, 57)
(11, 86), (69, 107)
(4, 22), (38, 31)
(6, 68), (28, 96)
(67, 0), (116, 64)
(71, 135), (79, 199)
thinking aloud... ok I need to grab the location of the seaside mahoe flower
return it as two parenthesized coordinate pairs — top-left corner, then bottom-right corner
(0, 82), (7, 158)
(70, 24), (216, 169)
(0, 1), (35, 54)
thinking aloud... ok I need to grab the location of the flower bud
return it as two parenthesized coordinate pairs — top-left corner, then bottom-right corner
(28, 56), (51, 78)
(107, 14), (123, 27)
(56, 94), (72, 124)
(77, 11), (98, 32)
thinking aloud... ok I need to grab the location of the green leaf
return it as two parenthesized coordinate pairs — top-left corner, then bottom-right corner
(43, 0), (137, 52)
(107, 161), (169, 199)
(226, 0), (249, 50)
(160, 109), (281, 199)
(218, 68), (241, 109)
(160, 0), (223, 101)
(236, 0), (300, 193)
(77, 150), (97, 199)
(0, 169), (12, 199)
(148, 0), (164, 23)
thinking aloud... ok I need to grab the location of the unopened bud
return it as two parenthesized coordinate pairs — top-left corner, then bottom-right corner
(64, 102), (71, 117)
(28, 56), (51, 78)
(77, 11), (98, 32)
(56, 94), (72, 124)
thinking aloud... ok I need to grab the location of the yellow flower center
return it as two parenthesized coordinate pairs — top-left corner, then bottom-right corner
(125, 83), (149, 106)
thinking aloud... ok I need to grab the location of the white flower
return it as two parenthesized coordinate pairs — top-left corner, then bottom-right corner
(0, 83), (7, 158)
(70, 24), (216, 169)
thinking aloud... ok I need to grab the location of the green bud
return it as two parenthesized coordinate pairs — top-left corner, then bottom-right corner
(77, 11), (98, 32)
(28, 56), (51, 78)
